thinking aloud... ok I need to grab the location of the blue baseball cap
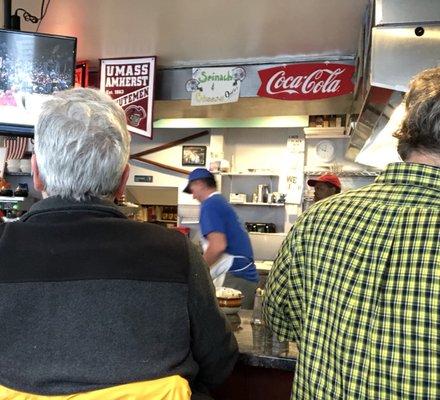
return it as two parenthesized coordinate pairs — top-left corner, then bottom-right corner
(183, 168), (214, 193)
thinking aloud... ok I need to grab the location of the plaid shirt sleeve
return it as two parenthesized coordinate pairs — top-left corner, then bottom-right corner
(263, 225), (304, 343)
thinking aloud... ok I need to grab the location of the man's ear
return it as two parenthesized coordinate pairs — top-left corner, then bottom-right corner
(114, 164), (130, 200)
(31, 154), (45, 193)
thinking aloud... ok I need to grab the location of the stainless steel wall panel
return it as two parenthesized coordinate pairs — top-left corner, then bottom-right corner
(371, 25), (440, 91)
(375, 0), (440, 26)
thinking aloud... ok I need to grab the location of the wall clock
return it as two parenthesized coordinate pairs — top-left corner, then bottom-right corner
(316, 140), (336, 163)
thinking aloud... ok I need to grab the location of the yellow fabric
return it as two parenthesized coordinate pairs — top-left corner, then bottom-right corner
(0, 375), (191, 400)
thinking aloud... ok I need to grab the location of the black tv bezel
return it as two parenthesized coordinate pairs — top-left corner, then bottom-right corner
(0, 29), (77, 138)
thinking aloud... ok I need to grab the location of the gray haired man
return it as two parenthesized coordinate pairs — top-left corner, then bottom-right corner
(0, 88), (237, 399)
(264, 68), (440, 399)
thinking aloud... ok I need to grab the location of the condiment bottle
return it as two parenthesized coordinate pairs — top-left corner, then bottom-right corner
(251, 288), (265, 325)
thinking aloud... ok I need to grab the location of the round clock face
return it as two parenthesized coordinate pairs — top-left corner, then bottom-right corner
(316, 140), (336, 163)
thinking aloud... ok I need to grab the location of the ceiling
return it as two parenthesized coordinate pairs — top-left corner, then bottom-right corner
(10, 0), (370, 68)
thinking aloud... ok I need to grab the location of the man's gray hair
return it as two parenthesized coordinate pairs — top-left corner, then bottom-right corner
(34, 88), (131, 200)
(395, 67), (440, 160)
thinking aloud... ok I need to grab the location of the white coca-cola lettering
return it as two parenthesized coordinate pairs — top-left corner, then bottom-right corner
(265, 68), (345, 95)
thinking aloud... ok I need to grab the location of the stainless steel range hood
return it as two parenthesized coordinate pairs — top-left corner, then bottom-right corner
(346, 0), (440, 164)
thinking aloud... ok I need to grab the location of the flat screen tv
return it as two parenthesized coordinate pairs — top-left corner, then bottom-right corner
(0, 29), (77, 137)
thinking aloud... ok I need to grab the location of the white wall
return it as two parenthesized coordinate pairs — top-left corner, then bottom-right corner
(130, 127), (377, 232)
(222, 127), (300, 173)
(128, 128), (210, 205)
(218, 128), (303, 232)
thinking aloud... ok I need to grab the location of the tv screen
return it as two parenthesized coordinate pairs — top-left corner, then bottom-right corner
(0, 29), (77, 137)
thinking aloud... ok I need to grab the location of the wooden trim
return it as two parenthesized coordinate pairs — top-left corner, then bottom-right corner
(153, 95), (359, 119)
(130, 130), (209, 158)
(131, 156), (190, 175)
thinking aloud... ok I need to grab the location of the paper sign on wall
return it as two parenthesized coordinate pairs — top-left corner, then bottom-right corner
(186, 66), (245, 106)
(100, 56), (156, 139)
(285, 136), (305, 205)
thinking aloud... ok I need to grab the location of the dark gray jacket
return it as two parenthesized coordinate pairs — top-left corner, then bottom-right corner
(0, 196), (238, 395)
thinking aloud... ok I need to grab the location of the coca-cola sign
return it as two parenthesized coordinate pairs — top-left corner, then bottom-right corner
(257, 63), (355, 100)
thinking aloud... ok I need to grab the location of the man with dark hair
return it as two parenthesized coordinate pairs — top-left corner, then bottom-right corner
(184, 168), (259, 308)
(307, 172), (341, 202)
(263, 67), (440, 399)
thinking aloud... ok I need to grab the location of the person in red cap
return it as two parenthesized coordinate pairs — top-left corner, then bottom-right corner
(307, 173), (341, 202)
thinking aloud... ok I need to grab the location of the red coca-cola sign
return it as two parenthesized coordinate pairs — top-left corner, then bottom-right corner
(257, 63), (355, 100)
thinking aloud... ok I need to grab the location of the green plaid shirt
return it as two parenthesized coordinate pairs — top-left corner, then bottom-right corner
(263, 162), (440, 399)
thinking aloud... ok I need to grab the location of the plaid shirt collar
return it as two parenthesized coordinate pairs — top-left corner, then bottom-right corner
(375, 162), (440, 192)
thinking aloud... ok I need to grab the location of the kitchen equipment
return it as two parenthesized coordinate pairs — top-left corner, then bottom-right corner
(245, 222), (255, 232)
(14, 183), (28, 197)
(245, 222), (276, 233)
(257, 184), (269, 203)
(347, 0), (440, 163)
(270, 192), (282, 203)
(229, 193), (247, 203)
(249, 232), (287, 261)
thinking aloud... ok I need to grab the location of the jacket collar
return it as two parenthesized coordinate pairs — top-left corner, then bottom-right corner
(21, 195), (127, 222)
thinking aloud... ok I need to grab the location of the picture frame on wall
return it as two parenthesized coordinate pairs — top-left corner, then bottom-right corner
(182, 145), (207, 166)
(75, 61), (89, 88)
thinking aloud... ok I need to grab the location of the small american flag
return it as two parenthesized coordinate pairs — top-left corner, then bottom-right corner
(5, 136), (28, 160)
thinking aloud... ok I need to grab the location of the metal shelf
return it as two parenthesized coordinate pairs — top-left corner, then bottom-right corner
(305, 170), (380, 177)
(220, 173), (278, 177)
(180, 218), (199, 225)
(6, 172), (31, 176)
(230, 202), (284, 207)
(0, 196), (25, 202)
(304, 127), (347, 138)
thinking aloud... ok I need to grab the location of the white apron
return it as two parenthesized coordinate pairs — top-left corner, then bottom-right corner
(201, 237), (253, 288)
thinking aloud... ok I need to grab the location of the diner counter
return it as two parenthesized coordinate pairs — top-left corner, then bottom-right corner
(227, 310), (298, 372)
(213, 310), (298, 399)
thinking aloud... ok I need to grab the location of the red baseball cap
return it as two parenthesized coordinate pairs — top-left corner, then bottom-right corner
(307, 173), (341, 189)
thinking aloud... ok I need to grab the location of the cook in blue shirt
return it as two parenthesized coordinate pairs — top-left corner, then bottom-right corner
(183, 168), (259, 308)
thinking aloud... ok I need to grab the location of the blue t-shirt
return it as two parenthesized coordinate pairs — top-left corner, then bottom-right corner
(200, 194), (259, 282)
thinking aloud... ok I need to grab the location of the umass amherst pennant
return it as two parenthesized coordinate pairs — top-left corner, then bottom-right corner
(100, 56), (156, 139)
(257, 63), (355, 101)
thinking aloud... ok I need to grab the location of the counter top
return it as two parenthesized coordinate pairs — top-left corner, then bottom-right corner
(254, 260), (273, 271)
(227, 310), (298, 372)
